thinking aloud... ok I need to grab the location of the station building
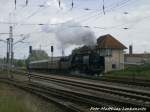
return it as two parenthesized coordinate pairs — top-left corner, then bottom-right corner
(96, 34), (127, 72)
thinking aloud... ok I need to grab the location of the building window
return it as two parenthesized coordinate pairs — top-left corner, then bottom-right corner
(106, 48), (112, 56)
(112, 64), (116, 69)
(98, 48), (112, 56)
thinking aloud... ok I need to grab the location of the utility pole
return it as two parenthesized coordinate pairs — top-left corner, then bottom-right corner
(1, 26), (28, 78)
(28, 46), (32, 82)
(10, 26), (14, 66)
(7, 38), (10, 76)
(6, 26), (14, 78)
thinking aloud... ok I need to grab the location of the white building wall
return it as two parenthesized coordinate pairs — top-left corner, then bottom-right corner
(104, 50), (124, 72)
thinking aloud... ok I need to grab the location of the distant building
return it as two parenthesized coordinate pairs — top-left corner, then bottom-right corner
(125, 45), (150, 65)
(96, 34), (127, 72)
(125, 54), (150, 65)
(29, 49), (49, 61)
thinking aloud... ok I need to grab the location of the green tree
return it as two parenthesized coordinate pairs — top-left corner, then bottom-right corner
(16, 60), (24, 67)
(28, 50), (49, 61)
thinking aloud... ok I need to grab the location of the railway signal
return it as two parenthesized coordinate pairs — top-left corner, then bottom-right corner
(51, 46), (54, 53)
(29, 46), (32, 54)
(51, 46), (54, 63)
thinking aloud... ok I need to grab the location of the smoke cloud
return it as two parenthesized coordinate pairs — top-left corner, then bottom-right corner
(41, 21), (96, 48)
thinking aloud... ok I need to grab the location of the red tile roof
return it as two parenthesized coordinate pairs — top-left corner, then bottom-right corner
(97, 34), (127, 49)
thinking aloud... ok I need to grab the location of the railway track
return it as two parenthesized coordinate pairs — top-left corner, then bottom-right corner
(0, 78), (89, 112)
(1, 76), (126, 111)
(2, 70), (150, 111)
(66, 75), (150, 88)
(1, 77), (148, 112)
(13, 69), (150, 88)
(28, 73), (150, 109)
(40, 72), (150, 88)
(100, 76), (150, 88)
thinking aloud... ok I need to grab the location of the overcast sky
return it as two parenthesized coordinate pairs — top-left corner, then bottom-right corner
(0, 0), (150, 59)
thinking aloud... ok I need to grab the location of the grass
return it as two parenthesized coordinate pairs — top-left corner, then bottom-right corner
(0, 69), (25, 77)
(0, 83), (32, 112)
(105, 64), (150, 79)
(0, 83), (65, 112)
(0, 96), (32, 112)
(0, 69), (7, 74)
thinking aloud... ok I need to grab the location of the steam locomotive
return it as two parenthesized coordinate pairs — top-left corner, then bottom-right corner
(28, 51), (105, 75)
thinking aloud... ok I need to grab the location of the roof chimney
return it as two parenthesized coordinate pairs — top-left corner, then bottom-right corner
(62, 48), (65, 57)
(129, 45), (133, 55)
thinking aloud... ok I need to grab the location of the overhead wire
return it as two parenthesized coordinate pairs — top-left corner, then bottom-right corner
(19, 0), (49, 23)
(12, 0), (49, 36)
(13, 0), (132, 28)
(18, 0), (124, 25)
(94, 0), (134, 22)
(123, 15), (150, 29)
(1, 0), (143, 37)
(76, 0), (133, 24)
(0, 0), (144, 31)
(14, 0), (29, 10)
(73, 0), (132, 23)
(2, 12), (150, 31)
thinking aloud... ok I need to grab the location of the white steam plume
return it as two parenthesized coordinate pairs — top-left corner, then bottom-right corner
(41, 21), (96, 48)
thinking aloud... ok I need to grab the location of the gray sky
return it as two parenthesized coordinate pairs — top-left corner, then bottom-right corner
(0, 0), (150, 59)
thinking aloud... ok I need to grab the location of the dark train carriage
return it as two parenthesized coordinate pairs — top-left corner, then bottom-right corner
(47, 57), (70, 72)
(29, 60), (49, 70)
(47, 60), (60, 71)
(29, 57), (70, 72)
(29, 51), (105, 75)
(59, 57), (70, 71)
